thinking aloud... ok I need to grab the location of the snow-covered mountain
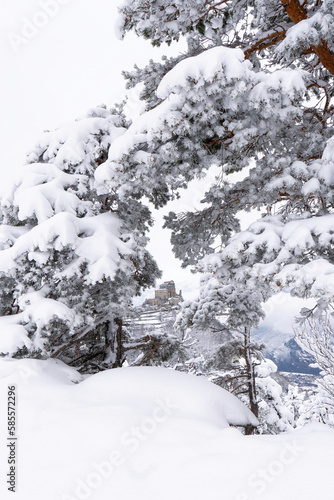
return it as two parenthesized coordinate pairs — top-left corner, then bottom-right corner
(252, 329), (319, 375)
(254, 293), (319, 374)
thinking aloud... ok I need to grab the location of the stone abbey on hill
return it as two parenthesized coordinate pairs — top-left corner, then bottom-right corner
(146, 281), (183, 306)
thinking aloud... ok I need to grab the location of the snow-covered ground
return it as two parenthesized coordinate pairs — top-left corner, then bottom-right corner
(0, 359), (333, 500)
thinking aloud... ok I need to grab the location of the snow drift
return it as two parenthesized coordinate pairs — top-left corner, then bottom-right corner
(0, 360), (333, 500)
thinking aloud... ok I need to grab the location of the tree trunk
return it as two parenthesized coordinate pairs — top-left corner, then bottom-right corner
(280, 0), (334, 75)
(113, 317), (124, 368)
(243, 327), (259, 434)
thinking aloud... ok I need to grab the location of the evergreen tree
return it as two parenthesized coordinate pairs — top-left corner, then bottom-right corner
(95, 1), (334, 425)
(0, 105), (161, 372)
(176, 276), (267, 422)
(108, 1), (334, 374)
(176, 309), (295, 433)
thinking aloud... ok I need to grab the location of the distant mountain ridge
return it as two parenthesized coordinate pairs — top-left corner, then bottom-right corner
(252, 328), (320, 375)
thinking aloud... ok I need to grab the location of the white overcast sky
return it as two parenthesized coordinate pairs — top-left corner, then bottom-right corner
(1, 0), (203, 299)
(1, 0), (175, 174)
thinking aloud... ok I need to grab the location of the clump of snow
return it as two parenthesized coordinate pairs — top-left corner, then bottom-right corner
(255, 358), (277, 378)
(0, 325), (32, 355)
(0, 358), (82, 386)
(1, 163), (86, 223)
(157, 46), (249, 99)
(0, 211), (132, 282)
(78, 366), (258, 429)
(275, 13), (322, 60)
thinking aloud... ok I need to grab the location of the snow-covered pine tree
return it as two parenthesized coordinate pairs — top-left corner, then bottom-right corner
(94, 1), (334, 427)
(107, 1), (334, 367)
(0, 104), (161, 372)
(176, 275), (267, 421)
(175, 276), (295, 432)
